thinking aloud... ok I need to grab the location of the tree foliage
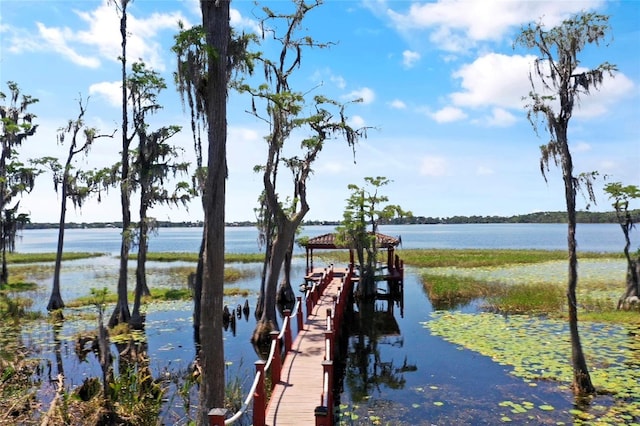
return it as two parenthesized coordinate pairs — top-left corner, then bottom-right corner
(604, 181), (640, 309)
(337, 176), (411, 298)
(516, 12), (616, 396)
(172, 14), (257, 348)
(109, 0), (134, 328)
(31, 97), (115, 311)
(127, 61), (191, 328)
(0, 81), (40, 287)
(242, 0), (369, 346)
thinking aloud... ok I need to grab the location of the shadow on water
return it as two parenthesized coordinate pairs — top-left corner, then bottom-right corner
(333, 272), (584, 425)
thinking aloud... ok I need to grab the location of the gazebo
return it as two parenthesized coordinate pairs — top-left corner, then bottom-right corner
(301, 232), (401, 274)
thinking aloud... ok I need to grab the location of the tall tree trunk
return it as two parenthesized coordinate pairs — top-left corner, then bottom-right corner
(252, 220), (298, 346)
(0, 249), (6, 287)
(193, 235), (204, 347)
(254, 216), (273, 320)
(561, 141), (595, 395)
(198, 1), (229, 423)
(276, 237), (296, 309)
(130, 206), (149, 329)
(253, 232), (287, 345)
(110, 0), (131, 327)
(47, 183), (68, 311)
(616, 213), (640, 308)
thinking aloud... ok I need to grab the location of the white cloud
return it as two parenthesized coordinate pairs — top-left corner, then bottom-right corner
(331, 74), (347, 90)
(230, 7), (261, 33)
(571, 142), (592, 153)
(402, 50), (420, 68)
(89, 81), (122, 107)
(344, 87), (375, 105)
(389, 99), (406, 109)
(573, 72), (636, 119)
(349, 115), (366, 128)
(449, 54), (636, 123)
(310, 68), (347, 90)
(420, 155), (449, 177)
(430, 106), (467, 123)
(318, 162), (346, 175)
(385, 0), (604, 52)
(8, 2), (188, 71)
(476, 166), (495, 176)
(75, 3), (187, 71)
(227, 125), (263, 171)
(483, 107), (517, 127)
(35, 22), (101, 68)
(450, 53), (534, 110)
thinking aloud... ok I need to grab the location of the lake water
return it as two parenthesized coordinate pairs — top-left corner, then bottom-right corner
(10, 223), (638, 424)
(16, 222), (637, 254)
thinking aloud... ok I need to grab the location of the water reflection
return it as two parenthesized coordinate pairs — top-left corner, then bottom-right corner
(338, 287), (417, 404)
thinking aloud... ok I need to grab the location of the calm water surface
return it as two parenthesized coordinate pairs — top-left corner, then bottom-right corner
(12, 223), (637, 424)
(16, 223), (637, 253)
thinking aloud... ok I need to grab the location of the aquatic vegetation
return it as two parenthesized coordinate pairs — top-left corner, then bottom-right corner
(7, 252), (106, 264)
(421, 273), (496, 308)
(423, 312), (640, 423)
(487, 282), (565, 314)
(142, 251), (267, 264)
(401, 249), (622, 268)
(420, 259), (628, 311)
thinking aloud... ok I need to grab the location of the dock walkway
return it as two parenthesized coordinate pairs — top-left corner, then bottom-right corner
(264, 266), (349, 425)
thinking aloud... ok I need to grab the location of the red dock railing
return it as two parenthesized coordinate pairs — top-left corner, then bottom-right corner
(208, 264), (353, 426)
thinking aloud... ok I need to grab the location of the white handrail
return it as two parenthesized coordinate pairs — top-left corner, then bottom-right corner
(321, 370), (329, 407)
(278, 316), (288, 340)
(263, 337), (278, 372)
(224, 370), (262, 424)
(224, 297), (302, 424)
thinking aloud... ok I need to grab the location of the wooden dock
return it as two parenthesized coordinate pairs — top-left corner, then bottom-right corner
(264, 266), (349, 426)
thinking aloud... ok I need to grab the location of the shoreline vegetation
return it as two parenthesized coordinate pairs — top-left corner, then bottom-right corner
(2, 248), (639, 424)
(3, 249), (631, 316)
(21, 209), (640, 229)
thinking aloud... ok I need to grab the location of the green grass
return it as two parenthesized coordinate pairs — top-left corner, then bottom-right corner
(417, 249), (633, 319)
(140, 252), (267, 263)
(7, 252), (106, 263)
(8, 251), (268, 265)
(487, 282), (565, 315)
(401, 248), (622, 268)
(580, 309), (640, 322)
(421, 273), (496, 307)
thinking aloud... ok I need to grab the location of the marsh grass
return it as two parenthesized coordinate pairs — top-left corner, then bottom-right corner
(63, 265), (253, 309)
(487, 283), (565, 315)
(0, 293), (39, 320)
(418, 249), (630, 319)
(140, 252), (266, 264)
(7, 252), (105, 263)
(402, 248), (621, 268)
(421, 273), (496, 308)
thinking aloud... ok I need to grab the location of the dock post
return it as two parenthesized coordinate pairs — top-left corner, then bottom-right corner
(296, 296), (303, 332)
(314, 405), (329, 426)
(254, 360), (266, 426)
(322, 360), (334, 425)
(208, 408), (227, 426)
(284, 309), (292, 352)
(324, 330), (333, 361)
(270, 331), (281, 384)
(306, 293), (312, 319)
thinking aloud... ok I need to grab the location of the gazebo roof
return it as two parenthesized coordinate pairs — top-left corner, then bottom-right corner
(303, 232), (400, 250)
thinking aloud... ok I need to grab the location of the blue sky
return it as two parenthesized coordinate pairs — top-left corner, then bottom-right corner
(1, 0), (638, 224)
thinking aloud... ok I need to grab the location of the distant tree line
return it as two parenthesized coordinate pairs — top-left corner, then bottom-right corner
(21, 209), (640, 230)
(381, 210), (640, 225)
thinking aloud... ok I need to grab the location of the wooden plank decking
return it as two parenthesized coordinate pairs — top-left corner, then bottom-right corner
(264, 267), (348, 425)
